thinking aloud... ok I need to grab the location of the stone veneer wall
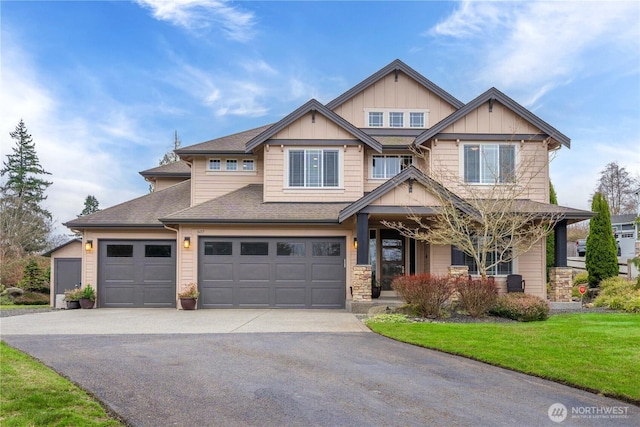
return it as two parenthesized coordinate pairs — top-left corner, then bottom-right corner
(448, 265), (469, 283)
(351, 265), (372, 302)
(549, 267), (573, 302)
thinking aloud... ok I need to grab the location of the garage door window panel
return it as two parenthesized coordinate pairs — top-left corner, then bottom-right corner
(145, 245), (172, 257)
(312, 242), (341, 257)
(241, 242), (269, 256)
(204, 242), (232, 256)
(277, 242), (305, 256)
(107, 245), (133, 257)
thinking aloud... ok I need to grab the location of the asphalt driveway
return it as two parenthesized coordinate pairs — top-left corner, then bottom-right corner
(2, 310), (637, 426)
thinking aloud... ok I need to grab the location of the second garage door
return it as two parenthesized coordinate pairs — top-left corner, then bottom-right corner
(199, 237), (345, 308)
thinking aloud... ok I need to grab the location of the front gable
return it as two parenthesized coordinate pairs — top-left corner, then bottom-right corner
(271, 111), (357, 141)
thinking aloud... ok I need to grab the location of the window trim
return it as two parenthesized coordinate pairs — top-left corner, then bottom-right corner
(207, 157), (257, 174)
(370, 154), (413, 179)
(461, 142), (517, 185)
(208, 159), (221, 171)
(364, 108), (429, 129)
(242, 159), (255, 171)
(284, 147), (343, 189)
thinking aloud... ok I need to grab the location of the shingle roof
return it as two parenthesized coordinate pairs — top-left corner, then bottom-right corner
(139, 160), (191, 177)
(175, 125), (273, 155)
(509, 200), (594, 222)
(64, 180), (191, 228)
(161, 184), (350, 223)
(611, 213), (637, 225)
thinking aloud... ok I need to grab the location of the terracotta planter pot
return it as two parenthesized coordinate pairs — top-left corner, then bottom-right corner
(79, 298), (95, 309)
(180, 298), (197, 310)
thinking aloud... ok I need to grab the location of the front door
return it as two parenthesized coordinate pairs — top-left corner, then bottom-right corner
(380, 229), (405, 290)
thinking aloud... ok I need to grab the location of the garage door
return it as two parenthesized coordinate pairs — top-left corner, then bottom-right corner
(199, 237), (345, 308)
(99, 240), (176, 308)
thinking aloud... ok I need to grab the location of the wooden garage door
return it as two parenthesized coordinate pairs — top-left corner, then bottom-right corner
(199, 237), (345, 308)
(98, 240), (176, 308)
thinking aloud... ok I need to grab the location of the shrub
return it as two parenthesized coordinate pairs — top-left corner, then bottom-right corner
(593, 277), (640, 313)
(17, 258), (49, 293)
(573, 272), (589, 285)
(14, 291), (50, 305)
(489, 293), (549, 322)
(392, 274), (454, 318)
(585, 193), (619, 287)
(455, 277), (498, 317)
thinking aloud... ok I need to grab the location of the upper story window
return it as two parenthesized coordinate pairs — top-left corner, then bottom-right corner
(208, 158), (256, 172)
(372, 155), (413, 179)
(242, 159), (255, 171)
(364, 109), (429, 129)
(288, 149), (340, 188)
(209, 159), (221, 170)
(389, 112), (404, 128)
(463, 144), (515, 184)
(368, 112), (384, 127)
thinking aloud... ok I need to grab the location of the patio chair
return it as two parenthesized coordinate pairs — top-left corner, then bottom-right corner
(506, 274), (525, 293)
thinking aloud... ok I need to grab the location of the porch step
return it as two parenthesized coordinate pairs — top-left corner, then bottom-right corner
(346, 297), (405, 314)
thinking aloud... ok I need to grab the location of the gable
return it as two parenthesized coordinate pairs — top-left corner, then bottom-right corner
(272, 112), (357, 140)
(369, 182), (443, 207)
(441, 100), (543, 135)
(331, 70), (458, 128)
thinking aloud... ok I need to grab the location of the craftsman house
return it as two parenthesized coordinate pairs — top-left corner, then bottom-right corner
(56, 60), (593, 310)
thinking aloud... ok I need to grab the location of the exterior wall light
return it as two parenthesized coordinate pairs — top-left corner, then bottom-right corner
(183, 236), (191, 249)
(85, 240), (93, 251)
(353, 237), (358, 249)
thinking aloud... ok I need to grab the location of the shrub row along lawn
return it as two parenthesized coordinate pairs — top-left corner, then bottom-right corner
(0, 342), (123, 426)
(367, 313), (640, 403)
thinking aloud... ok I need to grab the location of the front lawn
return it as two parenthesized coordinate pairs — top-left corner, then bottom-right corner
(0, 342), (123, 426)
(367, 313), (640, 403)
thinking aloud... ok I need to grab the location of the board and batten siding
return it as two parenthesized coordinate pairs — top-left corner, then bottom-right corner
(332, 71), (457, 127)
(443, 102), (543, 135)
(191, 157), (263, 205)
(369, 183), (442, 208)
(273, 112), (356, 140)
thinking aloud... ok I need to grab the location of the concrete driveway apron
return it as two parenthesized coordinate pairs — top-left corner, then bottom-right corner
(2, 309), (637, 427)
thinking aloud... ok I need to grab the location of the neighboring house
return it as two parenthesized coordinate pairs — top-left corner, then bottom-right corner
(62, 59), (593, 310)
(611, 213), (639, 259)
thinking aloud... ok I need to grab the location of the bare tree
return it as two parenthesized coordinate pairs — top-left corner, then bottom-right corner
(593, 161), (639, 215)
(383, 142), (563, 278)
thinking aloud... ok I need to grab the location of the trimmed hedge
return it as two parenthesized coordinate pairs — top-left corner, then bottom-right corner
(489, 293), (549, 322)
(455, 277), (498, 317)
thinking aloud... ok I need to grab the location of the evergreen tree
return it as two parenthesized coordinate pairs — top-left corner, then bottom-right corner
(78, 195), (100, 217)
(0, 120), (52, 256)
(585, 193), (619, 287)
(546, 180), (558, 278)
(17, 257), (48, 293)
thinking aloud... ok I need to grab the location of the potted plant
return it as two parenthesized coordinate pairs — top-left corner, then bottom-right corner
(178, 283), (199, 310)
(372, 274), (381, 299)
(79, 284), (96, 309)
(64, 288), (83, 309)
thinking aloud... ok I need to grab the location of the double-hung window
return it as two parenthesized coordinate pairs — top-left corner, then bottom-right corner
(372, 155), (413, 179)
(463, 144), (515, 184)
(288, 149), (340, 188)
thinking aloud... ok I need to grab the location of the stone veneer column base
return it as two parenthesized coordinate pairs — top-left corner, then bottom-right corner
(448, 265), (469, 282)
(549, 267), (573, 302)
(351, 265), (372, 302)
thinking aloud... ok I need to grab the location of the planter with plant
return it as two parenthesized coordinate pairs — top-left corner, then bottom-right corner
(178, 283), (199, 310)
(371, 274), (381, 299)
(63, 288), (83, 309)
(79, 284), (96, 309)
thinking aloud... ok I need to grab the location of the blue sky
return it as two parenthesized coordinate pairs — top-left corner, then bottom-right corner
(1, 0), (639, 237)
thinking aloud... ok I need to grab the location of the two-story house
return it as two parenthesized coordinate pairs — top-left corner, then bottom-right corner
(60, 60), (593, 310)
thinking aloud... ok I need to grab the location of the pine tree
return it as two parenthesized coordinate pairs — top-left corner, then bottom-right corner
(0, 120), (53, 256)
(78, 195), (100, 217)
(585, 193), (619, 287)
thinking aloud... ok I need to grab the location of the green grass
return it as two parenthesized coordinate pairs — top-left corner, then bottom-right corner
(0, 342), (123, 426)
(368, 313), (640, 403)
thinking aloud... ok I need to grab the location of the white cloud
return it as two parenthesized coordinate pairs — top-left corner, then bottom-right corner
(428, 0), (640, 104)
(135, 0), (256, 42)
(0, 36), (151, 237)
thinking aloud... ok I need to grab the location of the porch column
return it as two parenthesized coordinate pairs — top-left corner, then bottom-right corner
(554, 219), (568, 267)
(356, 212), (369, 265)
